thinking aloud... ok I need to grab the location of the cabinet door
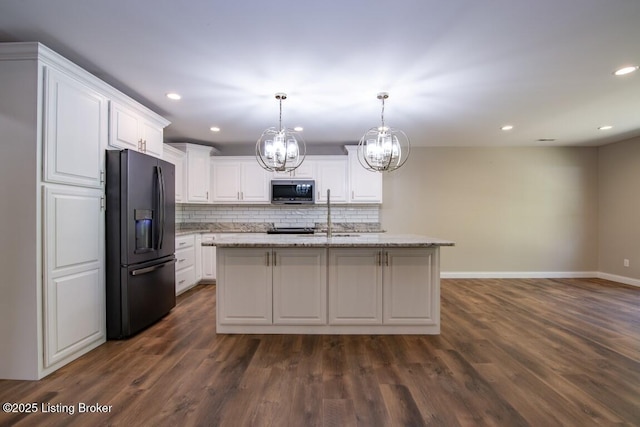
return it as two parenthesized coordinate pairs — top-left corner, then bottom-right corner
(316, 159), (348, 203)
(273, 248), (326, 325)
(347, 147), (383, 203)
(44, 67), (107, 188)
(110, 102), (141, 151)
(186, 148), (211, 203)
(383, 248), (439, 325)
(162, 145), (185, 202)
(269, 160), (315, 179)
(201, 234), (216, 281)
(141, 120), (163, 159)
(194, 234), (202, 282)
(43, 185), (105, 367)
(211, 161), (241, 202)
(328, 248), (382, 324)
(240, 161), (270, 202)
(217, 248), (272, 324)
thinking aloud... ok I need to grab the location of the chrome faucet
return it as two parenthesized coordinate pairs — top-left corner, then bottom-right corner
(327, 189), (332, 238)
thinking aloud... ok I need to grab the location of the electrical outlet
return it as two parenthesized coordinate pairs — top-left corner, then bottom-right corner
(624, 259), (630, 267)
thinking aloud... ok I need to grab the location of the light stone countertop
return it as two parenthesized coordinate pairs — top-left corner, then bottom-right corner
(203, 233), (454, 248)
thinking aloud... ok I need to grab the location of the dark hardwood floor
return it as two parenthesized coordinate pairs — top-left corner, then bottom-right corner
(1, 278), (639, 426)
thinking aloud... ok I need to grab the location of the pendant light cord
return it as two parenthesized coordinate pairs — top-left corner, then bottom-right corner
(380, 97), (385, 130)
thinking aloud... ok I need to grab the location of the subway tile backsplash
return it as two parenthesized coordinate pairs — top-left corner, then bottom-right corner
(177, 203), (380, 228)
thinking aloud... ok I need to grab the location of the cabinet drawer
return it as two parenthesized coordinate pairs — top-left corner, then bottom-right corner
(175, 246), (195, 271)
(176, 266), (196, 295)
(176, 234), (195, 250)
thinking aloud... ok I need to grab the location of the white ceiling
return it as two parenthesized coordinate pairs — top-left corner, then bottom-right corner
(1, 0), (639, 153)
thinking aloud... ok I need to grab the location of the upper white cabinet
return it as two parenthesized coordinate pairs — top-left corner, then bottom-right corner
(169, 143), (213, 203)
(162, 144), (185, 202)
(270, 160), (315, 179)
(211, 158), (270, 203)
(43, 67), (108, 188)
(110, 101), (166, 158)
(346, 146), (383, 203)
(315, 157), (348, 204)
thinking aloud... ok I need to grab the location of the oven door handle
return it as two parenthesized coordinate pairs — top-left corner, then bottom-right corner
(130, 258), (176, 276)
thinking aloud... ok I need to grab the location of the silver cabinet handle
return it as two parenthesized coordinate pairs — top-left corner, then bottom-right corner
(265, 251), (270, 266)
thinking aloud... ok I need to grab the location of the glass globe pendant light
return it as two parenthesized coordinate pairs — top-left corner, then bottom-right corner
(256, 93), (306, 172)
(357, 92), (410, 172)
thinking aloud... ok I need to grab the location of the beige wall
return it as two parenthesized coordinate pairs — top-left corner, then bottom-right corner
(598, 137), (640, 280)
(381, 147), (599, 273)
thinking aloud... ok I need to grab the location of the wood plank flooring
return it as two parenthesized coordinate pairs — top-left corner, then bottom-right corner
(1, 278), (639, 426)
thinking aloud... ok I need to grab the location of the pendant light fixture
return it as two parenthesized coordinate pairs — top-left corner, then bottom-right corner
(256, 93), (306, 172)
(357, 92), (410, 172)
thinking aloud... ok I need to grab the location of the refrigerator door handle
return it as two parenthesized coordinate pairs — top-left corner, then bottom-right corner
(130, 258), (176, 276)
(156, 165), (165, 250)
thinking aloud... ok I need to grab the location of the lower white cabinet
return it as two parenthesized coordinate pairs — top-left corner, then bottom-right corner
(216, 246), (439, 333)
(383, 248), (439, 325)
(201, 234), (217, 282)
(175, 234), (196, 295)
(217, 248), (273, 324)
(328, 248), (382, 324)
(217, 247), (327, 325)
(43, 184), (105, 368)
(273, 248), (327, 325)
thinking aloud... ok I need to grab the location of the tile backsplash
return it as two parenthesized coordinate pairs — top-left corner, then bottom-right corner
(177, 203), (380, 228)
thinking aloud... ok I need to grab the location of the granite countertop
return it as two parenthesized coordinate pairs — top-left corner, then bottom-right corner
(203, 233), (454, 248)
(176, 222), (385, 236)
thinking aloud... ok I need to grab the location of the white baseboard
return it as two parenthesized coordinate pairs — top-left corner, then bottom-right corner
(441, 271), (639, 288)
(441, 271), (599, 279)
(597, 272), (640, 288)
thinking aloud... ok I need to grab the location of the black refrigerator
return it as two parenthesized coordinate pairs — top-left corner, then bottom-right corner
(106, 149), (176, 339)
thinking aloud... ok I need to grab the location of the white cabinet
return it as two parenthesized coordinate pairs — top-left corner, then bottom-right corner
(109, 101), (165, 158)
(43, 67), (108, 188)
(315, 158), (348, 204)
(346, 146), (383, 203)
(383, 248), (439, 325)
(175, 234), (196, 295)
(0, 42), (169, 380)
(169, 143), (213, 203)
(328, 247), (438, 327)
(270, 160), (316, 179)
(217, 248), (273, 324)
(195, 234), (202, 283)
(162, 144), (185, 202)
(273, 248), (326, 325)
(211, 158), (270, 203)
(43, 184), (105, 367)
(201, 234), (217, 282)
(328, 248), (383, 324)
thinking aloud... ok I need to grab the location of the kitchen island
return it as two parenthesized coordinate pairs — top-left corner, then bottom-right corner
(206, 234), (454, 334)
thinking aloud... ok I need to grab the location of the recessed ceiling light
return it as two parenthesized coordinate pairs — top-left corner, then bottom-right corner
(537, 138), (556, 142)
(210, 126), (220, 132)
(613, 66), (639, 76)
(294, 126), (304, 132)
(598, 125), (613, 130)
(500, 125), (514, 131)
(166, 92), (181, 100)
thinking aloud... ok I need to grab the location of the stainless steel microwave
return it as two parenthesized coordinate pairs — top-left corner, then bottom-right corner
(271, 179), (315, 204)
